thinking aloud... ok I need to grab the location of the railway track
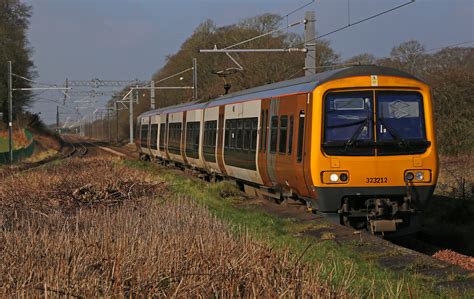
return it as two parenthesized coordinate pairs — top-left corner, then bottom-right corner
(0, 136), (91, 177)
(67, 140), (88, 158)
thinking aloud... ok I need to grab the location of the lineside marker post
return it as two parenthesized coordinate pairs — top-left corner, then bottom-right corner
(7, 61), (13, 164)
(129, 89), (133, 144)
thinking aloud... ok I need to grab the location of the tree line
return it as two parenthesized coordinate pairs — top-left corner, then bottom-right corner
(0, 0), (35, 125)
(0, 2), (470, 155)
(107, 15), (472, 155)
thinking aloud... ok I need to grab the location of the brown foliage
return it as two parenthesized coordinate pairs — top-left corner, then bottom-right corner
(0, 158), (347, 297)
(373, 40), (474, 155)
(105, 14), (339, 142)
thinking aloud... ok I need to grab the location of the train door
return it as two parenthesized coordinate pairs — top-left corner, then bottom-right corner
(266, 98), (280, 187)
(181, 111), (188, 165)
(216, 105), (227, 176)
(164, 114), (170, 159)
(147, 116), (152, 154)
(301, 93), (316, 199)
(257, 98), (271, 187)
(275, 93), (311, 198)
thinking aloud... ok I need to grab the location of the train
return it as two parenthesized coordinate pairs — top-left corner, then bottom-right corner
(136, 65), (438, 235)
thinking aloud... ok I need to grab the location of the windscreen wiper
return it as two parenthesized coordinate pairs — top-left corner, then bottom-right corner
(377, 116), (409, 148)
(344, 118), (369, 150)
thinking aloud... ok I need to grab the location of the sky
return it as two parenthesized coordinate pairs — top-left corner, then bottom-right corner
(24, 0), (474, 124)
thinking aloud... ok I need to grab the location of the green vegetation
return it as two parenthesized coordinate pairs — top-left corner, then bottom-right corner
(124, 160), (471, 298)
(0, 136), (8, 152)
(0, 0), (35, 123)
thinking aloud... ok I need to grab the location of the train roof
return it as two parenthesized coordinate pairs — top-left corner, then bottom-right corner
(207, 65), (421, 107)
(138, 100), (204, 118)
(138, 65), (422, 119)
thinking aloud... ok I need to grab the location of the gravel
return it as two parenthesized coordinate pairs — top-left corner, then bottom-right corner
(433, 249), (474, 271)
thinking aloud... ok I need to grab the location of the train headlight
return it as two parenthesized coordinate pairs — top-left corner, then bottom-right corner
(322, 171), (349, 184)
(415, 172), (424, 181)
(404, 170), (431, 183)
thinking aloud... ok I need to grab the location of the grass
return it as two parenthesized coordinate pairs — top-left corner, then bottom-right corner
(125, 160), (471, 298)
(22, 148), (58, 163)
(0, 158), (348, 297)
(0, 136), (9, 152)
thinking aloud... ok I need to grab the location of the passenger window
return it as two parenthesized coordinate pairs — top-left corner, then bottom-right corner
(288, 115), (294, 154)
(140, 124), (148, 147)
(251, 118), (258, 151)
(279, 116), (288, 154)
(236, 119), (243, 149)
(224, 120), (230, 148)
(244, 119), (251, 150)
(159, 124), (166, 150)
(264, 110), (268, 151)
(270, 116), (278, 153)
(297, 110), (305, 162)
(260, 111), (265, 152)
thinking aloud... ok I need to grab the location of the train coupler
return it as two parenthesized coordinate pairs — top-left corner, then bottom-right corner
(369, 219), (403, 234)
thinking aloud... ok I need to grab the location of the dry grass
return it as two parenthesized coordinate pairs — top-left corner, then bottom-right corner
(435, 154), (473, 200)
(0, 158), (347, 297)
(23, 148), (58, 163)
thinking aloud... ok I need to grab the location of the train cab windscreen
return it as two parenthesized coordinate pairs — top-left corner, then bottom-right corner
(323, 90), (429, 156)
(323, 91), (374, 156)
(375, 91), (429, 155)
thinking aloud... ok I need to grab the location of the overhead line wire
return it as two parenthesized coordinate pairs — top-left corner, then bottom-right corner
(299, 0), (415, 46)
(425, 40), (474, 53)
(11, 73), (59, 87)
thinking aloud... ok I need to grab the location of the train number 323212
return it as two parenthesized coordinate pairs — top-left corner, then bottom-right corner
(366, 177), (388, 183)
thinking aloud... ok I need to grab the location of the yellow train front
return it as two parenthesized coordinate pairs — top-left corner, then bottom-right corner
(308, 67), (438, 235)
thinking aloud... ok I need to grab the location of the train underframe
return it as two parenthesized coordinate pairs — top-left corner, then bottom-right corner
(314, 185), (436, 236)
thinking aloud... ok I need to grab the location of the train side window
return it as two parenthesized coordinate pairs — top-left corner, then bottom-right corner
(150, 124), (158, 150)
(279, 115), (288, 154)
(264, 110), (268, 151)
(288, 115), (294, 154)
(297, 110), (305, 162)
(231, 119), (236, 148)
(186, 122), (199, 149)
(159, 124), (165, 150)
(270, 116), (278, 153)
(251, 118), (258, 151)
(204, 120), (217, 147)
(244, 119), (251, 150)
(204, 122), (209, 146)
(259, 110), (265, 152)
(224, 120), (230, 148)
(234, 119), (241, 149)
(140, 124), (148, 147)
(212, 121), (217, 146)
